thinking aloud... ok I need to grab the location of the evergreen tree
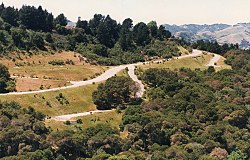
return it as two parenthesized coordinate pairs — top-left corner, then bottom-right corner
(1, 6), (19, 26)
(147, 21), (158, 38)
(96, 15), (119, 48)
(158, 25), (171, 40)
(118, 18), (133, 51)
(89, 14), (104, 36)
(76, 19), (91, 34)
(54, 13), (67, 26)
(133, 22), (151, 46)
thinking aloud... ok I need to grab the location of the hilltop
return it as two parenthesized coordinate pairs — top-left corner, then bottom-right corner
(164, 23), (250, 49)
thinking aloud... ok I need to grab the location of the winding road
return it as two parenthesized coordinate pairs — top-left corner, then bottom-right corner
(0, 50), (203, 96)
(206, 53), (221, 67)
(1, 50), (221, 121)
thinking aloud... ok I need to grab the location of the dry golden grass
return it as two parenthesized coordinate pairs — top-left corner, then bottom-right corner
(0, 51), (108, 91)
(0, 51), (108, 81)
(10, 65), (107, 81)
(120, 130), (129, 139)
(15, 78), (71, 92)
(215, 56), (232, 70)
(1, 51), (83, 67)
(178, 46), (190, 55)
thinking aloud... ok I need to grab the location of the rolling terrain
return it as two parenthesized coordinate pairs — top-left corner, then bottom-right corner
(165, 23), (250, 49)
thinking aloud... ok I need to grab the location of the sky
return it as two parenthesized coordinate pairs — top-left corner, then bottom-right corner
(1, 0), (250, 25)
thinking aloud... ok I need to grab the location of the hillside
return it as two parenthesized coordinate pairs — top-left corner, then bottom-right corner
(165, 23), (250, 49)
(0, 2), (250, 160)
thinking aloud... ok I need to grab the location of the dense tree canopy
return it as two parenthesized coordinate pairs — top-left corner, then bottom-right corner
(0, 64), (15, 93)
(92, 76), (139, 110)
(19, 6), (54, 32)
(193, 40), (239, 55)
(0, 3), (177, 66)
(133, 22), (151, 46)
(54, 13), (67, 26)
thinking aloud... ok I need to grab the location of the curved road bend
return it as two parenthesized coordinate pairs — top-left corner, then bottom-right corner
(50, 50), (216, 121)
(0, 50), (203, 96)
(2, 49), (221, 121)
(206, 53), (221, 67)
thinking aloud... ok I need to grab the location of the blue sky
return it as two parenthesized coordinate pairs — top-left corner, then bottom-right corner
(1, 0), (250, 25)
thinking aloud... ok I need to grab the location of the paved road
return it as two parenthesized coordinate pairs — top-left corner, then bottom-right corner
(51, 109), (114, 121)
(127, 65), (145, 98)
(0, 50), (203, 96)
(2, 49), (220, 121)
(206, 53), (221, 67)
(3, 49), (222, 121)
(48, 50), (209, 121)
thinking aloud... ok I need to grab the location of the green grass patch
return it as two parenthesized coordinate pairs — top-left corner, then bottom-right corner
(116, 68), (129, 78)
(141, 54), (213, 70)
(0, 84), (98, 116)
(46, 110), (123, 131)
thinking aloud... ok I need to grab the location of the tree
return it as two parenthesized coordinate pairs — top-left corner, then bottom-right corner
(96, 15), (119, 48)
(158, 25), (171, 40)
(147, 21), (158, 38)
(227, 150), (247, 160)
(1, 6), (19, 26)
(92, 43), (108, 57)
(19, 5), (53, 32)
(89, 14), (105, 36)
(207, 66), (216, 74)
(30, 32), (45, 49)
(67, 28), (88, 50)
(119, 18), (133, 51)
(133, 22), (151, 46)
(76, 19), (91, 34)
(55, 13), (67, 26)
(11, 28), (29, 49)
(0, 64), (16, 93)
(92, 76), (138, 109)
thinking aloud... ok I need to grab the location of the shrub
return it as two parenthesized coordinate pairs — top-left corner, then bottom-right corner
(48, 60), (65, 65)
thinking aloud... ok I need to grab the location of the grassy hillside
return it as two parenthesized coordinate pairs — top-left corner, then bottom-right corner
(0, 84), (97, 116)
(140, 53), (231, 71)
(0, 51), (108, 91)
(46, 110), (123, 131)
(1, 51), (108, 81)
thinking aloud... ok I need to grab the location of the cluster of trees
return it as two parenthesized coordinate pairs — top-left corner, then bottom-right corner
(0, 3), (61, 32)
(192, 40), (239, 54)
(92, 76), (139, 110)
(0, 101), (49, 158)
(224, 49), (250, 72)
(74, 16), (173, 65)
(125, 53), (249, 158)
(0, 3), (177, 65)
(0, 64), (15, 93)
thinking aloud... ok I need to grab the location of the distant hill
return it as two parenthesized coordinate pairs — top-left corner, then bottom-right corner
(164, 23), (250, 49)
